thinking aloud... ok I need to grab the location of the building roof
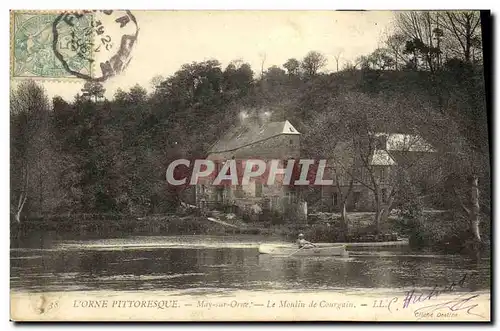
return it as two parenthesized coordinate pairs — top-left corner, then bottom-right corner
(375, 133), (435, 152)
(370, 133), (435, 166)
(209, 120), (300, 154)
(370, 150), (396, 166)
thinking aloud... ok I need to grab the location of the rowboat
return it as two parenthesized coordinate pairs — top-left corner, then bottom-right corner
(258, 244), (348, 257)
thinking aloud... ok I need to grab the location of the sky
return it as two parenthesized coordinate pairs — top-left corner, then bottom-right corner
(37, 10), (396, 100)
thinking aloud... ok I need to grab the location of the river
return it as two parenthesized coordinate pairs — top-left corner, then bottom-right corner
(10, 233), (490, 294)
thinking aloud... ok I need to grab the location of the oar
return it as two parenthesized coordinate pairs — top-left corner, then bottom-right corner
(287, 245), (307, 257)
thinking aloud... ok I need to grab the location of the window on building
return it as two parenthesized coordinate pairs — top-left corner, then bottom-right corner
(290, 139), (293, 144)
(380, 167), (386, 182)
(255, 182), (262, 197)
(333, 193), (338, 206)
(285, 190), (296, 203)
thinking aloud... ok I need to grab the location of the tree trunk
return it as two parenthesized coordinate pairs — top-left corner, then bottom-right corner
(16, 193), (27, 223)
(464, 15), (472, 63)
(39, 171), (43, 212)
(15, 165), (29, 223)
(469, 175), (481, 242)
(373, 192), (381, 236)
(374, 209), (382, 237)
(339, 201), (349, 241)
(380, 193), (396, 224)
(334, 171), (353, 241)
(454, 175), (481, 245)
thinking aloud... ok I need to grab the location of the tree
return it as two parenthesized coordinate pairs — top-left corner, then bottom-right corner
(150, 75), (165, 90)
(222, 60), (254, 98)
(301, 51), (327, 77)
(159, 59), (225, 108)
(259, 52), (267, 78)
(10, 81), (50, 222)
(395, 12), (442, 72)
(426, 65), (488, 245)
(312, 92), (438, 235)
(114, 88), (128, 103)
(355, 55), (371, 70)
(438, 11), (482, 64)
(263, 66), (287, 85)
(367, 48), (396, 70)
(303, 111), (354, 239)
(341, 60), (356, 71)
(283, 58), (301, 76)
(128, 84), (148, 104)
(385, 33), (407, 70)
(81, 81), (106, 102)
(114, 85), (148, 104)
(333, 48), (343, 72)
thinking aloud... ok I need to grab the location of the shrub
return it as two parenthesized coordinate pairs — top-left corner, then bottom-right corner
(303, 224), (343, 242)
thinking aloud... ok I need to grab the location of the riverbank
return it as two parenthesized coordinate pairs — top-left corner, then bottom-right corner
(11, 209), (490, 253)
(10, 288), (491, 321)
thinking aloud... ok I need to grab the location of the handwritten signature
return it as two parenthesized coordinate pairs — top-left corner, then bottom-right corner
(399, 274), (483, 317)
(402, 274), (468, 309)
(413, 293), (483, 317)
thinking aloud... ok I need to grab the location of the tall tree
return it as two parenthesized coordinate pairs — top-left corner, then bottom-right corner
(395, 12), (442, 72)
(259, 52), (267, 78)
(283, 58), (301, 76)
(333, 48), (343, 72)
(222, 61), (254, 99)
(10, 81), (50, 222)
(81, 81), (106, 102)
(438, 11), (482, 64)
(367, 48), (395, 70)
(385, 33), (407, 70)
(301, 51), (327, 77)
(303, 111), (354, 239)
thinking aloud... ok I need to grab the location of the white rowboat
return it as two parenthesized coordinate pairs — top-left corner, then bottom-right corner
(258, 244), (348, 257)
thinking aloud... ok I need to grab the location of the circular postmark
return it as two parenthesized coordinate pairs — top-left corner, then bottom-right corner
(52, 10), (139, 82)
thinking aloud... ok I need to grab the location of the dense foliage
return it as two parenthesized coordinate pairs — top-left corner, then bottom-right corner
(10, 12), (490, 247)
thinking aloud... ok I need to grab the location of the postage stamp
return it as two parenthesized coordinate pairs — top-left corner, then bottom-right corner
(11, 10), (138, 81)
(11, 11), (93, 79)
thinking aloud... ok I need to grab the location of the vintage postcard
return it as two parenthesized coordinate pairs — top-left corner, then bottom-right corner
(9, 10), (491, 322)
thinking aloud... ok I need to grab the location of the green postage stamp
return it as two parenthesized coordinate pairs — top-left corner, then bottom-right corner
(11, 12), (93, 79)
(11, 10), (139, 81)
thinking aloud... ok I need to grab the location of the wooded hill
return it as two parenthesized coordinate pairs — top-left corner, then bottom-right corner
(11, 11), (490, 246)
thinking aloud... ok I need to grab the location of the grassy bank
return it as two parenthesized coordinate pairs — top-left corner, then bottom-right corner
(11, 210), (490, 253)
(397, 211), (491, 254)
(10, 214), (229, 239)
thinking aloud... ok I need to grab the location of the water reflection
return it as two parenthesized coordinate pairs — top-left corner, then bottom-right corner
(10, 234), (490, 293)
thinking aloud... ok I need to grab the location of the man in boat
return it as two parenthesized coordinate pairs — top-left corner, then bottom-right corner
(296, 233), (316, 249)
